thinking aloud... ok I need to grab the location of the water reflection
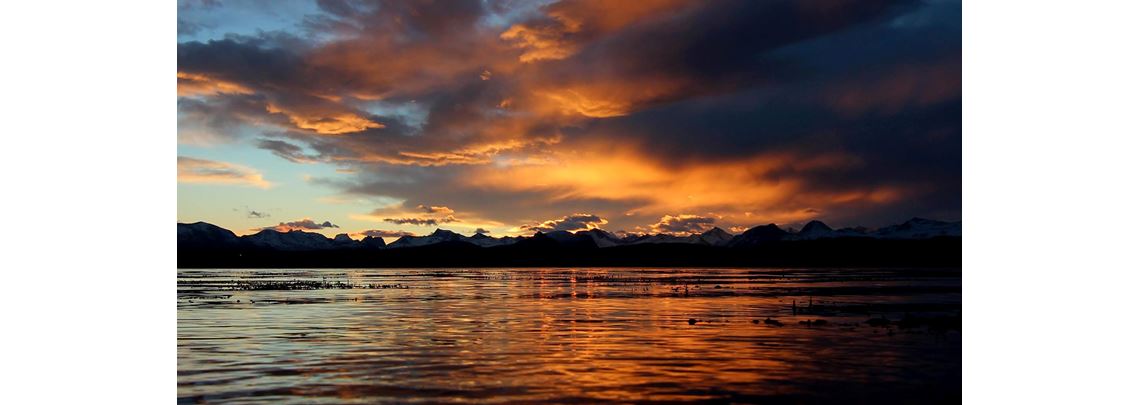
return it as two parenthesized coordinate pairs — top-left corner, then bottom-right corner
(178, 268), (961, 403)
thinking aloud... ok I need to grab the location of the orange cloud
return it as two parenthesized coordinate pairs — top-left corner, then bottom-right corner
(500, 14), (582, 62)
(351, 136), (561, 166)
(265, 103), (383, 135)
(351, 203), (506, 232)
(528, 74), (695, 119)
(464, 144), (903, 225)
(255, 218), (339, 232)
(501, 0), (691, 63)
(538, 88), (631, 118)
(649, 214), (717, 235)
(177, 156), (270, 189)
(519, 213), (608, 233)
(417, 205), (455, 215)
(176, 72), (253, 97)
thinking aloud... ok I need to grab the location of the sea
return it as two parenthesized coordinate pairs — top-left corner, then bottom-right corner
(178, 267), (961, 403)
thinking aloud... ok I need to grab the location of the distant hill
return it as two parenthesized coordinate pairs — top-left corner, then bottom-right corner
(178, 218), (961, 268)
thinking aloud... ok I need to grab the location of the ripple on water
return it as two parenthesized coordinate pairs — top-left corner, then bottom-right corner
(178, 267), (961, 403)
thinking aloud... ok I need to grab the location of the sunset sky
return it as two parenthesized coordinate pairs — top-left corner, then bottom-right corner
(177, 0), (961, 241)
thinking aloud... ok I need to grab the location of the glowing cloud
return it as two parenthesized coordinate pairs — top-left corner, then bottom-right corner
(176, 72), (253, 97)
(257, 219), (340, 232)
(500, 15), (581, 62)
(464, 145), (900, 226)
(521, 213), (608, 233)
(265, 103), (383, 135)
(650, 214), (717, 235)
(177, 156), (270, 189)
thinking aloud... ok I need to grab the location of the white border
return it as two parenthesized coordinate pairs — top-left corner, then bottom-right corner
(3, 0), (174, 402)
(4, 0), (1140, 403)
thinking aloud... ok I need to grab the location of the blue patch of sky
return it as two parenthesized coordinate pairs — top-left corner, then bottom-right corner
(357, 100), (431, 133)
(178, 0), (324, 43)
(177, 139), (377, 235)
(477, 0), (556, 29)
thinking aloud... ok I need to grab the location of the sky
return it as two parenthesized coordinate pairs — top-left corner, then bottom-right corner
(177, 0), (961, 241)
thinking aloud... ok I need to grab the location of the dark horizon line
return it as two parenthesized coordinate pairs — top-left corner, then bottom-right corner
(181, 216), (963, 240)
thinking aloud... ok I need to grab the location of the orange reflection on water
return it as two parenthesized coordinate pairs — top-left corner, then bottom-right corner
(178, 268), (961, 403)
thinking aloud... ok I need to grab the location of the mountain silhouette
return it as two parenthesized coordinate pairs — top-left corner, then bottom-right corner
(178, 218), (961, 268)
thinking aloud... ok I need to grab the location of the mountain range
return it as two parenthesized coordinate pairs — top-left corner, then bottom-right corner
(179, 217), (961, 268)
(179, 217), (961, 252)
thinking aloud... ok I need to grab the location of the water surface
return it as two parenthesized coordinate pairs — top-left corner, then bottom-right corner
(178, 268), (961, 403)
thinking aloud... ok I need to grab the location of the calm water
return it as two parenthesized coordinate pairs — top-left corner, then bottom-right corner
(178, 268), (961, 403)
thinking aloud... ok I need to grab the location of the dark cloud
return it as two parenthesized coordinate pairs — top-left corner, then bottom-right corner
(259, 219), (340, 232)
(357, 229), (415, 238)
(257, 139), (318, 163)
(383, 216), (458, 226)
(246, 210), (270, 219)
(474, 228), (490, 234)
(179, 0), (961, 231)
(178, 39), (307, 92)
(649, 215), (717, 235)
(522, 214), (608, 233)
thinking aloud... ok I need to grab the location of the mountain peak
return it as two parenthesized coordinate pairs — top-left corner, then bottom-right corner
(800, 220), (833, 233)
(726, 223), (789, 247)
(698, 227), (734, 246)
(430, 228), (459, 237)
(702, 227), (731, 236)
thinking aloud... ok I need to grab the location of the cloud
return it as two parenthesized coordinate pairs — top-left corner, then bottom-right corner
(177, 156), (270, 188)
(649, 214), (717, 235)
(177, 72), (253, 97)
(474, 228), (490, 234)
(178, 0), (961, 231)
(257, 138), (318, 163)
(246, 210), (270, 219)
(521, 213), (608, 233)
(356, 229), (415, 238)
(383, 216), (458, 226)
(362, 203), (463, 227)
(258, 218), (340, 232)
(417, 205), (455, 215)
(265, 102), (384, 135)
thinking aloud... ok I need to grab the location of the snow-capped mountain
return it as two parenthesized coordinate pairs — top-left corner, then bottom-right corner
(178, 222), (242, 248)
(792, 220), (834, 240)
(388, 229), (466, 248)
(244, 229), (339, 251)
(466, 233), (519, 247)
(178, 217), (962, 253)
(620, 228), (734, 246)
(575, 229), (624, 247)
(698, 227), (734, 246)
(386, 229), (521, 248)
